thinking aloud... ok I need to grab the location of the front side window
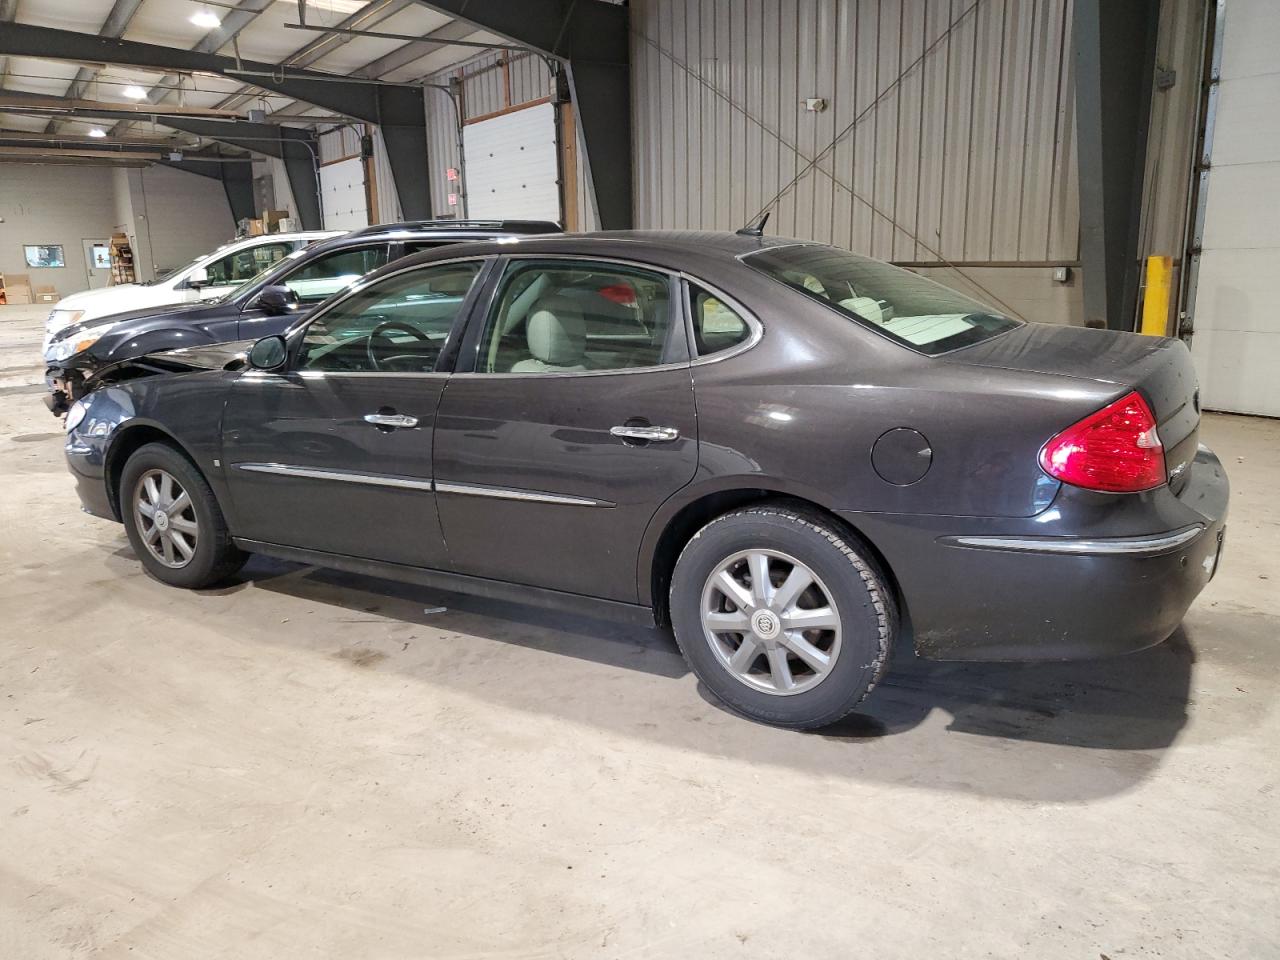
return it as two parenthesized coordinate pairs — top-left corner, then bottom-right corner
(279, 245), (390, 304)
(743, 245), (1021, 355)
(203, 242), (291, 286)
(475, 260), (674, 374)
(297, 261), (483, 373)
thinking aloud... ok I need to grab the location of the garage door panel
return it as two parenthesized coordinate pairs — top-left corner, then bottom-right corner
(1200, 161), (1280, 250)
(320, 157), (369, 232)
(463, 102), (559, 221)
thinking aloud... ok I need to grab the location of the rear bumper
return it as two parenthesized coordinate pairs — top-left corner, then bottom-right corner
(844, 445), (1230, 661)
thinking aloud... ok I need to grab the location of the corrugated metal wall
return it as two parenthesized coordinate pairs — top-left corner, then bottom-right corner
(631, 0), (1079, 264)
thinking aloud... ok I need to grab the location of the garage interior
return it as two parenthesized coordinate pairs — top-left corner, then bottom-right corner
(1, 1), (1278, 957)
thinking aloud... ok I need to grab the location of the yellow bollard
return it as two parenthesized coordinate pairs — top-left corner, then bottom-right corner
(1141, 255), (1173, 336)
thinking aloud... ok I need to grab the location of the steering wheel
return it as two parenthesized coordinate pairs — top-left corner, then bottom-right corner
(366, 319), (431, 371)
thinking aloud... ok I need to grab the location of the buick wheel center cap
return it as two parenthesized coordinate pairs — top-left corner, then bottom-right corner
(752, 609), (780, 640)
(155, 510), (169, 530)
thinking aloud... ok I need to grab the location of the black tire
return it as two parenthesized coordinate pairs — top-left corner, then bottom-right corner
(669, 502), (897, 729)
(119, 442), (246, 589)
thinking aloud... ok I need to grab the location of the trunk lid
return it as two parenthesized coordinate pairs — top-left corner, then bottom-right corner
(949, 324), (1201, 492)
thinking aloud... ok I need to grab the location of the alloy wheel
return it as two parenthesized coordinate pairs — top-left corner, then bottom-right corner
(133, 468), (199, 569)
(699, 549), (842, 696)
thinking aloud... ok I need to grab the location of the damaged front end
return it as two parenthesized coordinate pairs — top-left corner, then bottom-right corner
(46, 339), (255, 417)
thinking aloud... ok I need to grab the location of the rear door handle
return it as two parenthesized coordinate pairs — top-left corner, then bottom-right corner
(364, 413), (419, 429)
(610, 424), (679, 442)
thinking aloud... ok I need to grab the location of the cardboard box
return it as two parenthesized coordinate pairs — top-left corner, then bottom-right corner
(239, 218), (265, 237)
(34, 284), (60, 304)
(4, 273), (33, 304)
(261, 209), (289, 230)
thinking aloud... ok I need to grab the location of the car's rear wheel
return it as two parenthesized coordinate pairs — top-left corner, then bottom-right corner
(120, 442), (245, 589)
(670, 503), (896, 729)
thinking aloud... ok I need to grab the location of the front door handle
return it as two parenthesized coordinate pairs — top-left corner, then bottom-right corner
(364, 413), (419, 429)
(610, 424), (679, 442)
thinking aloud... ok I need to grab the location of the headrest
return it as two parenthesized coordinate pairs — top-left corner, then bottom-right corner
(526, 297), (586, 365)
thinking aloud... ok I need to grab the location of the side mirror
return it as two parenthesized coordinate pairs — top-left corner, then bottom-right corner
(254, 284), (299, 316)
(187, 265), (210, 288)
(247, 335), (288, 371)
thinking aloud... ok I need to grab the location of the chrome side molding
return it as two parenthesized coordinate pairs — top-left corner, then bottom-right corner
(435, 480), (613, 508)
(945, 525), (1204, 557)
(235, 462), (434, 492)
(234, 462), (611, 507)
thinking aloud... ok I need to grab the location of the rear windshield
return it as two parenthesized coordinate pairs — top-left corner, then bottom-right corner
(743, 245), (1020, 355)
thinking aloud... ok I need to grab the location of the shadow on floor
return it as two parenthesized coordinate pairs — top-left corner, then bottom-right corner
(221, 554), (1200, 800)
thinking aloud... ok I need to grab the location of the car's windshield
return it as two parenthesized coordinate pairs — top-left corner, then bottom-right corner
(743, 245), (1021, 355)
(140, 260), (196, 286)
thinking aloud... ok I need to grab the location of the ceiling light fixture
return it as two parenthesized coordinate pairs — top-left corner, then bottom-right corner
(88, 128), (107, 138)
(189, 9), (222, 29)
(122, 85), (148, 100)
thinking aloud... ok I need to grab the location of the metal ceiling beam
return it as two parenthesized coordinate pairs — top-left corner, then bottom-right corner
(0, 22), (432, 219)
(0, 144), (167, 160)
(0, 89), (245, 119)
(413, 0), (632, 228)
(47, 0), (145, 134)
(356, 18), (485, 80)
(0, 22), (406, 124)
(0, 0), (19, 88)
(1074, 0), (1161, 331)
(212, 0), (417, 111)
(0, 128), (185, 146)
(114, 0), (275, 136)
(0, 154), (149, 168)
(157, 117), (322, 231)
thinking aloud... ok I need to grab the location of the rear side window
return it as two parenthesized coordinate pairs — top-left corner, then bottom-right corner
(743, 245), (1020, 355)
(474, 259), (675, 374)
(203, 242), (292, 285)
(688, 284), (753, 356)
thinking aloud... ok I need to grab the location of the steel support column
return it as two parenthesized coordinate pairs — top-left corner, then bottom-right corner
(415, 0), (632, 228)
(1074, 0), (1161, 330)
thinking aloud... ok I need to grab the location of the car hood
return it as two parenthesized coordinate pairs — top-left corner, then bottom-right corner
(94, 338), (255, 382)
(51, 282), (183, 322)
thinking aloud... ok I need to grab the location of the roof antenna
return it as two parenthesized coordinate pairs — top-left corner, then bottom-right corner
(736, 211), (770, 237)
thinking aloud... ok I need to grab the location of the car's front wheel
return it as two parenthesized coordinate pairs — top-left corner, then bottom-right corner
(670, 503), (897, 729)
(119, 442), (245, 589)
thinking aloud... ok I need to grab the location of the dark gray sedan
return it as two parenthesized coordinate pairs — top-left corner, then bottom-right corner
(62, 232), (1229, 728)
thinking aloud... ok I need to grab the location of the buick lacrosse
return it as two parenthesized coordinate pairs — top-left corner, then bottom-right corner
(62, 232), (1228, 728)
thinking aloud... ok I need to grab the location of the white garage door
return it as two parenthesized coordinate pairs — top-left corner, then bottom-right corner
(320, 157), (369, 232)
(1190, 0), (1280, 416)
(463, 101), (559, 221)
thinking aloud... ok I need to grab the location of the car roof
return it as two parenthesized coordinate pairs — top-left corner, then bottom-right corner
(295, 221), (566, 258)
(346, 218), (562, 238)
(373, 230), (820, 274)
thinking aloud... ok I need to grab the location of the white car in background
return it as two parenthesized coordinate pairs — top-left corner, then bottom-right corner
(42, 230), (340, 352)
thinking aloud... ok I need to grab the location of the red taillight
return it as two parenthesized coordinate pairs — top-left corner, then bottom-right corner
(1039, 391), (1166, 493)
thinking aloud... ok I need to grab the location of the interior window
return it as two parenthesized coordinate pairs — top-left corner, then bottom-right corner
(280, 245), (390, 304)
(298, 261), (482, 374)
(203, 242), (291, 285)
(476, 260), (674, 374)
(689, 284), (752, 356)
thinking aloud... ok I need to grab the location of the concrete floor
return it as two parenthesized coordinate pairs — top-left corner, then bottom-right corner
(1, 302), (1277, 959)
